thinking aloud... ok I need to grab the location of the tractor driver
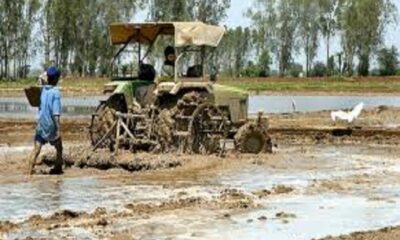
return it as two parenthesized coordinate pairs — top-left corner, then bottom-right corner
(161, 46), (176, 78)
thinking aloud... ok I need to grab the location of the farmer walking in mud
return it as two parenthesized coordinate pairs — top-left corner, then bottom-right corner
(26, 66), (63, 175)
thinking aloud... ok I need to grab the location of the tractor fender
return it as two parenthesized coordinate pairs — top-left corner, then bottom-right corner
(104, 93), (128, 113)
(170, 82), (213, 95)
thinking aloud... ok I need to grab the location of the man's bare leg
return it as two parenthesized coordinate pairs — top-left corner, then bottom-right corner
(27, 141), (42, 175)
(50, 138), (63, 174)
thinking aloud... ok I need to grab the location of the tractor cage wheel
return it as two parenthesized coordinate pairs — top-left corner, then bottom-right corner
(234, 121), (272, 154)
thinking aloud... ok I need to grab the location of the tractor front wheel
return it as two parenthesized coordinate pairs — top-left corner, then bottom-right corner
(234, 122), (272, 154)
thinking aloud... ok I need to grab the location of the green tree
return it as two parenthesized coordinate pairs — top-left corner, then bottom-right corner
(377, 46), (399, 76)
(327, 55), (337, 76)
(340, 0), (397, 76)
(188, 0), (231, 24)
(0, 0), (40, 79)
(289, 62), (303, 78)
(40, 0), (144, 76)
(317, 0), (341, 76)
(297, 0), (320, 77)
(230, 27), (252, 76)
(150, 0), (189, 21)
(248, 0), (300, 76)
(311, 61), (327, 77)
(249, 27), (272, 76)
(258, 48), (272, 76)
(150, 0), (230, 24)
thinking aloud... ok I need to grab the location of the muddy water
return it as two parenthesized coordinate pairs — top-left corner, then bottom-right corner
(184, 194), (400, 240)
(2, 95), (400, 118)
(0, 177), (220, 222)
(2, 146), (400, 239)
(0, 96), (105, 118)
(96, 194), (400, 240)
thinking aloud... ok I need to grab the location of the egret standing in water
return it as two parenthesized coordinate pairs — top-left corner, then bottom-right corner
(291, 98), (297, 112)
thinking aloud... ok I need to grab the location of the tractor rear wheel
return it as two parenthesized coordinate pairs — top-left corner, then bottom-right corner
(189, 103), (228, 154)
(89, 103), (117, 151)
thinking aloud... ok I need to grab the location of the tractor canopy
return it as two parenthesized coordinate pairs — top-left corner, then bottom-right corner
(109, 22), (225, 47)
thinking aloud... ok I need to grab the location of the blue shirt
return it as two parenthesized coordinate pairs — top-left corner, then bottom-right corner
(36, 85), (61, 141)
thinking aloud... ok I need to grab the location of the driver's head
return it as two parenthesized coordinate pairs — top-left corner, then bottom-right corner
(164, 46), (176, 64)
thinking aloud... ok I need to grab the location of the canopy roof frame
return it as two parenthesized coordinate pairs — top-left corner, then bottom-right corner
(109, 22), (225, 48)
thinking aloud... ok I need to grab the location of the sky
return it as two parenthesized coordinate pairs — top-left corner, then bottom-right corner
(32, 0), (400, 70)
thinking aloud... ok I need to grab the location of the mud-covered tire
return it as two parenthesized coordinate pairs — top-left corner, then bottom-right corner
(234, 122), (272, 154)
(189, 103), (227, 154)
(154, 109), (175, 152)
(89, 103), (117, 150)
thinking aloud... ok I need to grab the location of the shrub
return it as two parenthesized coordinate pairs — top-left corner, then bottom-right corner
(311, 62), (327, 77)
(288, 63), (303, 78)
(378, 46), (399, 76)
(370, 68), (380, 77)
(327, 56), (337, 76)
(240, 65), (269, 77)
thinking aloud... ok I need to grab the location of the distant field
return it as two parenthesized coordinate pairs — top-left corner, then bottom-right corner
(0, 77), (108, 96)
(1, 76), (400, 96)
(220, 76), (400, 94)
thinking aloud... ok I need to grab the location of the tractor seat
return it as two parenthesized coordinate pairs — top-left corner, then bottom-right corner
(139, 63), (156, 82)
(186, 65), (202, 78)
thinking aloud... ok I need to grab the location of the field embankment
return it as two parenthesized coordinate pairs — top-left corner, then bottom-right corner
(1, 76), (400, 97)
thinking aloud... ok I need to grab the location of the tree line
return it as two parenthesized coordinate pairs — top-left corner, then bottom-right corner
(241, 0), (398, 77)
(0, 0), (145, 79)
(0, 0), (398, 80)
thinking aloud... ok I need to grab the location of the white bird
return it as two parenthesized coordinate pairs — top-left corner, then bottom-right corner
(331, 102), (364, 123)
(291, 99), (297, 112)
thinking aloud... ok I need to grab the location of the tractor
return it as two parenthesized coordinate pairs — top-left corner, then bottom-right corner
(89, 22), (271, 155)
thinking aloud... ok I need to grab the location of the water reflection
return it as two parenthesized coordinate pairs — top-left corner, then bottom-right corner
(0, 102), (29, 112)
(2, 95), (400, 118)
(0, 176), (217, 222)
(250, 95), (400, 114)
(0, 97), (104, 118)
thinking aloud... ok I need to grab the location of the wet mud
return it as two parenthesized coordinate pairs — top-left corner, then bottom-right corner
(1, 106), (400, 239)
(60, 146), (184, 172)
(2, 144), (400, 239)
(0, 185), (293, 236)
(0, 118), (88, 146)
(2, 106), (400, 148)
(318, 226), (400, 240)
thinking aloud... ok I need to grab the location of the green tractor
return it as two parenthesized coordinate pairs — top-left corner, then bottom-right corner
(90, 22), (271, 154)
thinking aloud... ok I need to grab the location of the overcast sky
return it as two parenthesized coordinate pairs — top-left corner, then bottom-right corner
(32, 0), (400, 70)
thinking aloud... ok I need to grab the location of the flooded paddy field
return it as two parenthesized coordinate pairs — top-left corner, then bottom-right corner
(1, 95), (400, 239)
(0, 96), (106, 119)
(1, 144), (400, 239)
(3, 94), (400, 119)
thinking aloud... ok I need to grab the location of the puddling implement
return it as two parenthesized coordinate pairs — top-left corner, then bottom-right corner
(90, 22), (272, 155)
